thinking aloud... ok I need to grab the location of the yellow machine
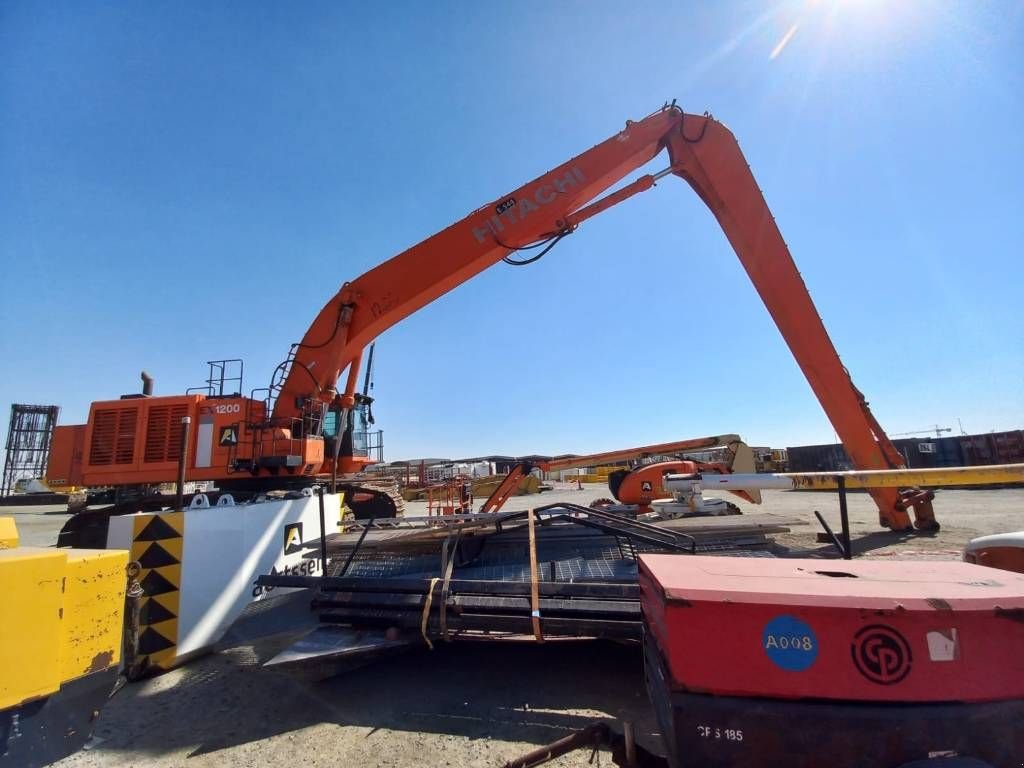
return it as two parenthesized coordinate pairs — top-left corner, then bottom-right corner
(0, 517), (128, 768)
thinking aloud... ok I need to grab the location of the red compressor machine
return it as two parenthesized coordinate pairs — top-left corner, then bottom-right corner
(640, 555), (1024, 767)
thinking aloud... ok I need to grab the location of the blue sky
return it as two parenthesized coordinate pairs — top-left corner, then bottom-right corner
(2, 1), (1022, 461)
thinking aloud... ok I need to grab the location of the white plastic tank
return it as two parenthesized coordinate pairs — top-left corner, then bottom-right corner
(964, 532), (1024, 574)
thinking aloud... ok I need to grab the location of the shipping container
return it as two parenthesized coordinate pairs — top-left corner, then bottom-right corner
(892, 436), (964, 469)
(785, 443), (852, 473)
(959, 434), (998, 465)
(992, 430), (1024, 464)
(786, 430), (1020, 477)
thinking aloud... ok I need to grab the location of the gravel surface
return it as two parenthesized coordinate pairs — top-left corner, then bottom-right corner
(4, 484), (1021, 766)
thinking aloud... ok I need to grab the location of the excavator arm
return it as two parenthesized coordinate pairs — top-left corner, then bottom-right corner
(661, 114), (934, 529)
(274, 103), (934, 531)
(273, 107), (680, 416)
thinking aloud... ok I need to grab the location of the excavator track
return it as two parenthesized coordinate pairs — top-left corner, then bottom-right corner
(337, 476), (405, 519)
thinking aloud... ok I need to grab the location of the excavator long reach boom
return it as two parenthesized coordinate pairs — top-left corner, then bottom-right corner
(276, 103), (933, 531)
(50, 103), (934, 531)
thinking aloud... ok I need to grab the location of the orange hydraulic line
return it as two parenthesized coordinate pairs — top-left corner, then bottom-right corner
(340, 351), (363, 410)
(561, 169), (668, 230)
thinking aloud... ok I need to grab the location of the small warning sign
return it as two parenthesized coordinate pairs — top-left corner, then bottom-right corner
(283, 522), (304, 555)
(219, 426), (238, 446)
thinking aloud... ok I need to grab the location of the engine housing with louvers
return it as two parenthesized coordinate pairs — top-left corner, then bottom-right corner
(46, 392), (325, 489)
(88, 408), (139, 466)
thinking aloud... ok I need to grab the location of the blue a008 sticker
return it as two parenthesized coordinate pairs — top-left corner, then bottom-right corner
(762, 615), (818, 671)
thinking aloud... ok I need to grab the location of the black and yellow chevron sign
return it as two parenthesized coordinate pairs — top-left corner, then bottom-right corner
(130, 512), (184, 669)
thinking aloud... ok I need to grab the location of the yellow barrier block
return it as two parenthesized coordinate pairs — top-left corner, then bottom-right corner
(0, 546), (128, 710)
(0, 517), (18, 549)
(0, 548), (66, 708)
(784, 463), (1024, 490)
(60, 550), (128, 682)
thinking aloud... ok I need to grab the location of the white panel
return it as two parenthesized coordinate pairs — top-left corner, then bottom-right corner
(195, 417), (214, 468)
(666, 472), (795, 491)
(106, 513), (138, 550)
(175, 494), (341, 656)
(926, 629), (959, 661)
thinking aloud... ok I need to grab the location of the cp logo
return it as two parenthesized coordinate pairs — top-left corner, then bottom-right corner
(851, 625), (912, 684)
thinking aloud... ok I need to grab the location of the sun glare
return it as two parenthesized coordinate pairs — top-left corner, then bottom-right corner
(769, 0), (904, 61)
(770, 23), (800, 59)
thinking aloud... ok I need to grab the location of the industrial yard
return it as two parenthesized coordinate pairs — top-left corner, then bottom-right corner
(0, 486), (1005, 767)
(3, 4), (1023, 767)
(11, 484), (1024, 556)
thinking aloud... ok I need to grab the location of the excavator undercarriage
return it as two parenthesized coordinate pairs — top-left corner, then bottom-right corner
(55, 475), (404, 549)
(335, 477), (405, 519)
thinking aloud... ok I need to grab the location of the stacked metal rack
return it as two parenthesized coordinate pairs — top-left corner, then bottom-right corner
(259, 502), (784, 666)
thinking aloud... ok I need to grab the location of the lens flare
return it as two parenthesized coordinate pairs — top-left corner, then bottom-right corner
(770, 23), (801, 59)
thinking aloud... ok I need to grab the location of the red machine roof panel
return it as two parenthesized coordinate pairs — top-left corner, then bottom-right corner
(639, 555), (1024, 703)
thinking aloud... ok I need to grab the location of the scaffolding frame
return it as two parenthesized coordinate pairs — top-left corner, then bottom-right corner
(2, 404), (60, 497)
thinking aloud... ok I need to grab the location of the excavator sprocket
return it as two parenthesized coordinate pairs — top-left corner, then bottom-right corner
(607, 469), (630, 501)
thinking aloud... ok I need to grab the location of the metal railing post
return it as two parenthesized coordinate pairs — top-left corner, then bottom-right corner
(837, 475), (852, 560)
(175, 416), (191, 511)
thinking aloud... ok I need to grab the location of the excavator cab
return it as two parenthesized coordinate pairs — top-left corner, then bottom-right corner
(323, 399), (401, 519)
(323, 396), (382, 475)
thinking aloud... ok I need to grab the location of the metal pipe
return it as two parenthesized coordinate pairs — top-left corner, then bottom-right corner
(622, 720), (637, 767)
(140, 370), (154, 396)
(666, 463), (1024, 491)
(813, 510), (846, 558)
(665, 472), (794, 491)
(336, 518), (373, 578)
(317, 486), (329, 579)
(783, 463), (1024, 489)
(361, 343), (375, 397)
(342, 350), (363, 404)
(331, 408), (347, 495)
(313, 592), (640, 617)
(257, 574), (639, 599)
(122, 561), (144, 681)
(175, 416), (191, 511)
(502, 722), (610, 768)
(837, 476), (852, 560)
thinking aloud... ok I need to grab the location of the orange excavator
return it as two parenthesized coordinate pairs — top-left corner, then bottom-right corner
(47, 101), (936, 531)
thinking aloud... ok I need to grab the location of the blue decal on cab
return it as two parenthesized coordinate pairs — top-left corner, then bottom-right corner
(763, 615), (818, 671)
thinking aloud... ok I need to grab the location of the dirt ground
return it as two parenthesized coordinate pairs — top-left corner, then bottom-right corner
(4, 484), (1021, 767)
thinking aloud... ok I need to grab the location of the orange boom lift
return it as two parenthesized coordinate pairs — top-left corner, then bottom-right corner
(478, 434), (759, 514)
(48, 102), (936, 531)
